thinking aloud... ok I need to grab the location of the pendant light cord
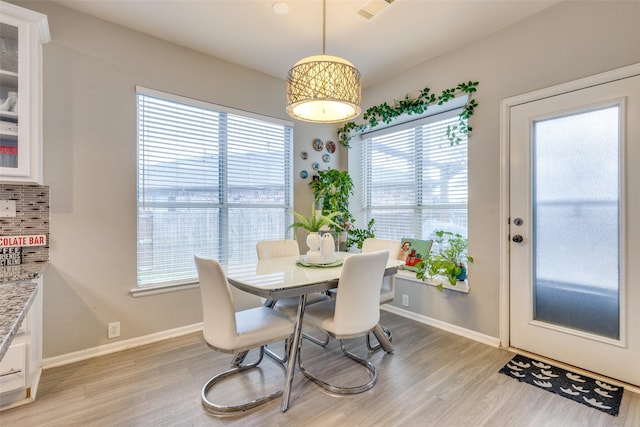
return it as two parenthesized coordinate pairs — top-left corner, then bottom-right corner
(322, 0), (326, 55)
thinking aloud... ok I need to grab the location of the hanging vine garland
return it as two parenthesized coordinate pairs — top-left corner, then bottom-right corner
(337, 81), (479, 148)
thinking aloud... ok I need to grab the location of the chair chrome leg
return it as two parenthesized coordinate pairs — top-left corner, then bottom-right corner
(201, 346), (283, 415)
(232, 351), (249, 366)
(366, 324), (392, 351)
(264, 337), (290, 364)
(302, 331), (330, 347)
(298, 339), (377, 395)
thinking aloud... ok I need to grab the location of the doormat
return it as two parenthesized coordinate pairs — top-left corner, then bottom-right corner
(499, 354), (623, 416)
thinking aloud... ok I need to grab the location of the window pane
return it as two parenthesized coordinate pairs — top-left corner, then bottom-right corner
(137, 89), (292, 287)
(138, 208), (221, 286)
(361, 109), (468, 243)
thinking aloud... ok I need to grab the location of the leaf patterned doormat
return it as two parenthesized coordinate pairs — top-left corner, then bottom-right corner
(499, 354), (623, 416)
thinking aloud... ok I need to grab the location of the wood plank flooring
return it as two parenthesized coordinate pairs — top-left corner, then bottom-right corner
(1, 311), (639, 426)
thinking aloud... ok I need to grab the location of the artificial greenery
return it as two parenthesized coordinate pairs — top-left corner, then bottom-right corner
(345, 218), (376, 250)
(287, 204), (341, 234)
(337, 81), (479, 148)
(308, 169), (354, 230)
(415, 230), (474, 290)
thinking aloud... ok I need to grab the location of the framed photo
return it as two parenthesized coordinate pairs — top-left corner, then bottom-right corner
(398, 238), (433, 272)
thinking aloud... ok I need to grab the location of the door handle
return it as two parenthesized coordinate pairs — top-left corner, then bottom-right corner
(512, 235), (523, 243)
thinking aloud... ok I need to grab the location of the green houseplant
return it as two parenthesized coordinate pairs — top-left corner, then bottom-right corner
(287, 204), (342, 262)
(346, 218), (375, 250)
(416, 230), (474, 290)
(308, 169), (354, 230)
(287, 204), (341, 234)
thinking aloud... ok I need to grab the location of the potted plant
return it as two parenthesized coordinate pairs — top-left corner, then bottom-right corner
(287, 204), (341, 234)
(416, 230), (474, 290)
(287, 204), (342, 261)
(308, 169), (354, 231)
(345, 218), (376, 251)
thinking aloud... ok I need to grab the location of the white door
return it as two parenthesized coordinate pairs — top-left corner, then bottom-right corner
(508, 67), (640, 386)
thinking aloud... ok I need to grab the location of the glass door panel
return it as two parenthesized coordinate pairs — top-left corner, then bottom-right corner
(532, 106), (620, 339)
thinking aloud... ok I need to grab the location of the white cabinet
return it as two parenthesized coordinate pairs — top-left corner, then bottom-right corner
(0, 1), (50, 183)
(0, 277), (42, 410)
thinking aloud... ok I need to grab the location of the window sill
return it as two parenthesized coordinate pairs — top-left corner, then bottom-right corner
(130, 281), (199, 298)
(396, 270), (469, 293)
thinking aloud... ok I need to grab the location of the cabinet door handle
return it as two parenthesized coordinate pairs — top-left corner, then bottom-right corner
(0, 368), (23, 377)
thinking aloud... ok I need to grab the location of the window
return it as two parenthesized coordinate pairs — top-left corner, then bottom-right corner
(136, 87), (293, 288)
(359, 108), (468, 242)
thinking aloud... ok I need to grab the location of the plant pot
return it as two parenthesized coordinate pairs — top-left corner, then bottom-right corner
(306, 232), (322, 262)
(456, 266), (467, 281)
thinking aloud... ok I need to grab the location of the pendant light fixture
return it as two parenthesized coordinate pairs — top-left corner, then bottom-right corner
(286, 0), (362, 123)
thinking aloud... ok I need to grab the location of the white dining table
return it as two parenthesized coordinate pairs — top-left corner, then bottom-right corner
(225, 251), (402, 412)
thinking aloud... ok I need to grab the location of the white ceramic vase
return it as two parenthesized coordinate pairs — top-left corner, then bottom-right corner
(321, 232), (335, 262)
(306, 231), (322, 263)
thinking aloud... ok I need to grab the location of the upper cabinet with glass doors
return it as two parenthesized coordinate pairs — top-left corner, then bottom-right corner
(0, 1), (50, 183)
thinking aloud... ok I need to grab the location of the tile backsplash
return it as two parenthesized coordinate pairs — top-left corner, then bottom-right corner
(0, 184), (50, 264)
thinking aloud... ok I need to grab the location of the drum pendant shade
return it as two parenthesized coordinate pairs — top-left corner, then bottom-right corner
(286, 1), (361, 123)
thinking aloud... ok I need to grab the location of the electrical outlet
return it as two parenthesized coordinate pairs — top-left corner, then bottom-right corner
(108, 322), (120, 339)
(0, 200), (16, 218)
(402, 294), (409, 307)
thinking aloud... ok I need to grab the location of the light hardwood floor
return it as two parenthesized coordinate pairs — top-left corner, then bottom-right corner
(2, 311), (639, 426)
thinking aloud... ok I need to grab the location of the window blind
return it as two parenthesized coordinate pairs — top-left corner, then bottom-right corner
(359, 108), (468, 242)
(137, 88), (293, 287)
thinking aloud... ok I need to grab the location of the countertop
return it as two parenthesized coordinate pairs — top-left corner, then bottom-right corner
(0, 282), (37, 361)
(0, 263), (46, 361)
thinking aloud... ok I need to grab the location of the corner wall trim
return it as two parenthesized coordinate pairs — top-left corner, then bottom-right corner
(41, 323), (203, 370)
(382, 305), (500, 348)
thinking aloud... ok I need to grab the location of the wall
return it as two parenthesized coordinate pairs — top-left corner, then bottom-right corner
(353, 1), (640, 338)
(10, 0), (339, 358)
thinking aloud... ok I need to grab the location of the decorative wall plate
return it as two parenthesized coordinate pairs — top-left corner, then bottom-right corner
(300, 170), (308, 179)
(300, 151), (308, 160)
(322, 153), (330, 163)
(326, 140), (336, 153)
(312, 138), (323, 151)
(312, 161), (320, 171)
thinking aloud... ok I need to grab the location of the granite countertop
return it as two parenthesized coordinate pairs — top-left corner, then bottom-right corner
(0, 263), (46, 361)
(0, 281), (38, 361)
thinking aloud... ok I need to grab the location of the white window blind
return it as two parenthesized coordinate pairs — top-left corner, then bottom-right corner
(360, 108), (468, 241)
(137, 87), (293, 287)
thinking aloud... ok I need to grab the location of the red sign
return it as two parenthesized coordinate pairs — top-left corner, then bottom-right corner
(0, 235), (47, 248)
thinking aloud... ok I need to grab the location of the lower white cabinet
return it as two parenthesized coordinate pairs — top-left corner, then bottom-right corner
(0, 276), (42, 410)
(0, 343), (26, 392)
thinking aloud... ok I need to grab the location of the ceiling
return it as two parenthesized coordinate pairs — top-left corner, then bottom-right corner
(52, 0), (560, 88)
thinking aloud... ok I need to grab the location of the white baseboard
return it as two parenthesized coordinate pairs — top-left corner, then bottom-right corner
(42, 323), (203, 370)
(42, 308), (499, 369)
(382, 305), (500, 348)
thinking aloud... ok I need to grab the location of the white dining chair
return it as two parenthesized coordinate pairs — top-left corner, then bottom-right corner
(361, 238), (401, 351)
(256, 239), (331, 350)
(194, 255), (294, 415)
(297, 250), (389, 394)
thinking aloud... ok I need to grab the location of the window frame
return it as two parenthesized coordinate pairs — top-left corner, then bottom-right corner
(134, 87), (293, 295)
(356, 103), (469, 243)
